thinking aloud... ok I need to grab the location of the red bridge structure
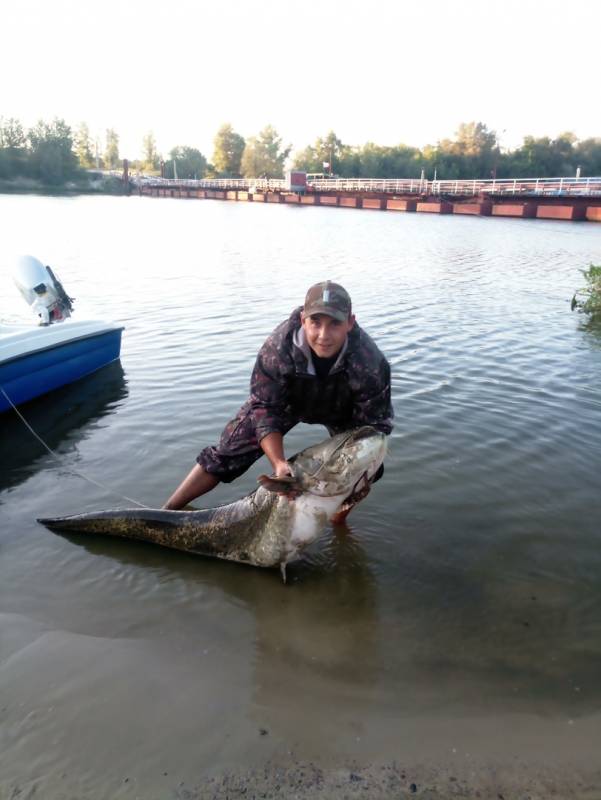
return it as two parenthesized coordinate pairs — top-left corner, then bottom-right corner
(129, 173), (601, 223)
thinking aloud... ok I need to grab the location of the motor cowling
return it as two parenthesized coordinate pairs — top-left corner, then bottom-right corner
(12, 255), (74, 325)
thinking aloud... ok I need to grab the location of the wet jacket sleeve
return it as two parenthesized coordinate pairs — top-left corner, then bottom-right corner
(351, 357), (394, 435)
(248, 336), (294, 442)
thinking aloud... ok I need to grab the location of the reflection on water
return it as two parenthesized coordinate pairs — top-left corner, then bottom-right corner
(1, 194), (601, 794)
(578, 312), (601, 337)
(38, 503), (601, 719)
(0, 361), (127, 492)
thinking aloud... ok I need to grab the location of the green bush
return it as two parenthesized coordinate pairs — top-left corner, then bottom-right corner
(571, 264), (601, 317)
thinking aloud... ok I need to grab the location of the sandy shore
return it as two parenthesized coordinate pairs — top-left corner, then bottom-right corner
(172, 763), (601, 800)
(6, 757), (600, 799)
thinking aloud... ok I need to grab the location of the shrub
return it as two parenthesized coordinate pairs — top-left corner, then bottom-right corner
(571, 264), (601, 317)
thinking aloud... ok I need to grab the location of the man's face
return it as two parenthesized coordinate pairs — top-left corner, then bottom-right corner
(300, 311), (355, 358)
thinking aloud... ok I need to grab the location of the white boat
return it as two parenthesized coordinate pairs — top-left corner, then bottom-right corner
(0, 256), (124, 413)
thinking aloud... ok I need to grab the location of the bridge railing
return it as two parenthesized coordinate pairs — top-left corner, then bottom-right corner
(133, 177), (286, 191)
(429, 177), (601, 196)
(308, 178), (427, 193)
(130, 175), (601, 197)
(309, 177), (601, 196)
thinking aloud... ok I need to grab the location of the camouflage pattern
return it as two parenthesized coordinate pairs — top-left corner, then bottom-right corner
(197, 307), (393, 482)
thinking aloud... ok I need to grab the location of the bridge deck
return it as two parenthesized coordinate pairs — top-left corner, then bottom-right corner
(131, 175), (601, 198)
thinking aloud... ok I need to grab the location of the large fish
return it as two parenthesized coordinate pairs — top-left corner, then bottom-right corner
(38, 427), (387, 581)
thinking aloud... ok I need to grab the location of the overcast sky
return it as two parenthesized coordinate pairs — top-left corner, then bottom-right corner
(2, 0), (598, 161)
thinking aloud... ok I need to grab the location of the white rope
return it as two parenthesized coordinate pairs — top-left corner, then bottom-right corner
(1, 385), (148, 508)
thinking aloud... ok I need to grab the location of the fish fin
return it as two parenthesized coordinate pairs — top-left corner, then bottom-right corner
(257, 474), (302, 495)
(280, 562), (287, 584)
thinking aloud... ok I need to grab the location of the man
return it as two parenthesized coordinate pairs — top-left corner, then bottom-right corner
(163, 281), (393, 520)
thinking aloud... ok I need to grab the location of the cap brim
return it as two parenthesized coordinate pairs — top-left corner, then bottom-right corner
(304, 304), (348, 322)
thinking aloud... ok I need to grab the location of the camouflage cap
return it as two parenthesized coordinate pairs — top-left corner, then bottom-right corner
(303, 281), (352, 322)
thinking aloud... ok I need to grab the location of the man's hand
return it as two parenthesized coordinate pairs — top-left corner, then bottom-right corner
(257, 458), (301, 499)
(273, 459), (301, 499)
(258, 432), (301, 499)
(257, 469), (301, 499)
(273, 459), (293, 479)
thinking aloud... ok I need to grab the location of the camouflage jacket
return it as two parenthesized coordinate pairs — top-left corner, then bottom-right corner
(249, 307), (393, 440)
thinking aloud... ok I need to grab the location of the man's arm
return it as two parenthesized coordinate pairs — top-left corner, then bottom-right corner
(259, 431), (292, 477)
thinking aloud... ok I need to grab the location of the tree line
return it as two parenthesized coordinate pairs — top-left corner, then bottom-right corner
(138, 124), (289, 180)
(294, 124), (601, 180)
(1, 117), (600, 186)
(0, 118), (120, 185)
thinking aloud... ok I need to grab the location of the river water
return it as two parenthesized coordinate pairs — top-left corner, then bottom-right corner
(1, 193), (600, 798)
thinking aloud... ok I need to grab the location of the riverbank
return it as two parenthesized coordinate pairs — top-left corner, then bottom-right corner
(0, 174), (127, 196)
(5, 753), (600, 799)
(160, 757), (601, 800)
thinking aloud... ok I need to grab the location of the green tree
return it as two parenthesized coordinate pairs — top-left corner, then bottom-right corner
(0, 117), (26, 149)
(104, 128), (120, 170)
(551, 131), (577, 175)
(436, 122), (499, 178)
(574, 138), (601, 176)
(241, 124), (290, 178)
(165, 146), (207, 179)
(28, 118), (79, 184)
(314, 130), (343, 174)
(506, 131), (578, 177)
(142, 131), (160, 172)
(336, 144), (362, 177)
(571, 264), (601, 318)
(356, 142), (386, 177)
(74, 122), (94, 169)
(291, 144), (320, 173)
(212, 123), (245, 177)
(507, 136), (560, 177)
(455, 121), (497, 157)
(0, 116), (28, 177)
(292, 130), (345, 174)
(294, 135), (422, 179)
(421, 140), (462, 180)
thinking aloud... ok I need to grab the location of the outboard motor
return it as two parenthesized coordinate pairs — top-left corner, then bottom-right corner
(12, 255), (74, 325)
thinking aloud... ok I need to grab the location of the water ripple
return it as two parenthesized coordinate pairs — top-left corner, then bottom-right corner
(2, 195), (601, 765)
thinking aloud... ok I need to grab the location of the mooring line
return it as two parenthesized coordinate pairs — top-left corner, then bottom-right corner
(1, 385), (148, 508)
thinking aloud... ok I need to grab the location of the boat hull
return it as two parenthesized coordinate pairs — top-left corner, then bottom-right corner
(0, 326), (123, 412)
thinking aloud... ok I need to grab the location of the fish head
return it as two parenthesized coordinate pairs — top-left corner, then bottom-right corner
(291, 426), (387, 498)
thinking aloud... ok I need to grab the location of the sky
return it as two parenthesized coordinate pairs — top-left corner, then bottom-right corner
(1, 0), (599, 162)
